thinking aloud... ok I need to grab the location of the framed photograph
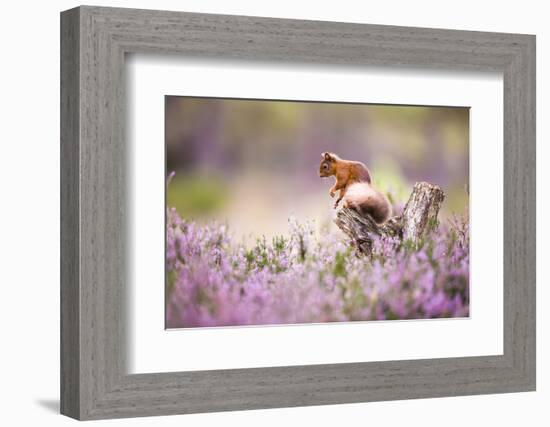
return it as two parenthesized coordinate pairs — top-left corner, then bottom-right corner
(164, 97), (470, 329)
(60, 6), (536, 420)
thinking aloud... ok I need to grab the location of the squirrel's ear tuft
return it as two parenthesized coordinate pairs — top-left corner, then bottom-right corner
(324, 152), (332, 161)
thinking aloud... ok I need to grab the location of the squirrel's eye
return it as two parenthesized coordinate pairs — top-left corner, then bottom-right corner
(323, 164), (328, 169)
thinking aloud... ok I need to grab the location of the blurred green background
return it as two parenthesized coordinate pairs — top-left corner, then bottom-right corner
(166, 96), (469, 243)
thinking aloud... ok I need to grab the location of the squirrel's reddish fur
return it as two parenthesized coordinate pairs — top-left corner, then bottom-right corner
(319, 152), (391, 224)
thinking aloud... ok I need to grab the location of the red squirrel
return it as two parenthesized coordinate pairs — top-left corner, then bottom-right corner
(319, 152), (392, 224)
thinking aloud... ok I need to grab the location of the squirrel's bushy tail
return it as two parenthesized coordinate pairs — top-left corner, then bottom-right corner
(344, 183), (392, 224)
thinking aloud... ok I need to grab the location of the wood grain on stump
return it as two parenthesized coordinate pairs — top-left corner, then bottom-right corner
(334, 182), (445, 255)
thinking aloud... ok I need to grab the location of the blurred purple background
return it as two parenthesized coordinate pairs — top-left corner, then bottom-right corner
(166, 96), (469, 242)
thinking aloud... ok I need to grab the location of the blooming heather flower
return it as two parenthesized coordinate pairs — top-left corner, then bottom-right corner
(166, 208), (470, 328)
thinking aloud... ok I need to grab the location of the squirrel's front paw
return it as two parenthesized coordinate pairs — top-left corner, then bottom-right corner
(333, 199), (341, 209)
(329, 190), (335, 198)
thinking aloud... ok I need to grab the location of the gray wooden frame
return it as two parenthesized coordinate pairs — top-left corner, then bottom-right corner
(60, 5), (536, 420)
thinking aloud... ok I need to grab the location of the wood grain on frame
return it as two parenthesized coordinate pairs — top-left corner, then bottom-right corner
(60, 6), (536, 420)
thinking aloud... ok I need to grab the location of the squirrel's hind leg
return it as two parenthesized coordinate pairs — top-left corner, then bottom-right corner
(342, 199), (356, 211)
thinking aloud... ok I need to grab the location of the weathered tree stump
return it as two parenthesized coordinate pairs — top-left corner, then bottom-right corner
(334, 182), (445, 255)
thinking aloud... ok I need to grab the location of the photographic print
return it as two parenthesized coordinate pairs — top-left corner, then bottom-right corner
(165, 96), (470, 329)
